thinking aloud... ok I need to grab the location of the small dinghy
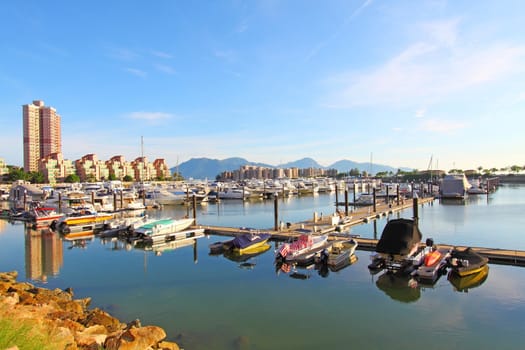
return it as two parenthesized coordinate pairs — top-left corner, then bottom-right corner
(448, 247), (489, 277)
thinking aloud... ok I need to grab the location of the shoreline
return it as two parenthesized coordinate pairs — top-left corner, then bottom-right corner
(0, 271), (180, 350)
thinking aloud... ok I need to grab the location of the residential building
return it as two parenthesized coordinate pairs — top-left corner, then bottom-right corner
(23, 100), (61, 172)
(39, 152), (75, 184)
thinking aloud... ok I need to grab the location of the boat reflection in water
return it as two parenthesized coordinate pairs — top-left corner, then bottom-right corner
(448, 265), (489, 292)
(62, 229), (95, 250)
(222, 242), (271, 270)
(375, 272), (421, 303)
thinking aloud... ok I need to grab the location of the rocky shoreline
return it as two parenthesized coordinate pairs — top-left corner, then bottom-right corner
(0, 271), (180, 350)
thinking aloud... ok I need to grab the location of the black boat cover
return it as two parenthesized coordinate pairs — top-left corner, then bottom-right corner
(376, 218), (422, 255)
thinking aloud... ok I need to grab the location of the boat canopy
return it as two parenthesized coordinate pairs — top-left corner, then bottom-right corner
(376, 218), (422, 255)
(231, 233), (270, 249)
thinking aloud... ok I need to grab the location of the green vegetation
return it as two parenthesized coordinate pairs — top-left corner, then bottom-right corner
(123, 174), (134, 182)
(64, 174), (80, 183)
(0, 314), (61, 350)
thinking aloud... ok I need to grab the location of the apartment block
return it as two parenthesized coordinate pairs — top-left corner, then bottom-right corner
(23, 100), (61, 172)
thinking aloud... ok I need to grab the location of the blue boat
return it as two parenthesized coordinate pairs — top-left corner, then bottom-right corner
(223, 231), (272, 254)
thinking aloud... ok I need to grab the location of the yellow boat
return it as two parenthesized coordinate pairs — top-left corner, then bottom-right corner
(448, 265), (489, 292)
(223, 232), (272, 254)
(57, 210), (114, 232)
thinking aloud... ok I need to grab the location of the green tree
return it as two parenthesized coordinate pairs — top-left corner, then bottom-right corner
(108, 173), (117, 181)
(28, 171), (45, 184)
(64, 174), (80, 183)
(510, 165), (522, 174)
(7, 167), (28, 181)
(123, 175), (134, 182)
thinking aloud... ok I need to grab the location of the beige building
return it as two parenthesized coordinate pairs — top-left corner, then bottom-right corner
(39, 152), (76, 184)
(23, 100), (61, 172)
(75, 154), (110, 182)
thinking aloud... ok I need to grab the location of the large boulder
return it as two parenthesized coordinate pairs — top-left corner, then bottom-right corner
(104, 326), (166, 350)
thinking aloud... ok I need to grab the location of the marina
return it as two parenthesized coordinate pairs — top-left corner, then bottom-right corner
(1, 183), (525, 349)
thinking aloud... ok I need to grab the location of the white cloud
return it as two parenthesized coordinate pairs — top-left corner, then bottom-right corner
(127, 112), (173, 121)
(323, 19), (525, 108)
(151, 50), (173, 59)
(418, 118), (467, 133)
(415, 108), (426, 118)
(125, 68), (147, 78)
(109, 48), (139, 61)
(154, 64), (177, 75)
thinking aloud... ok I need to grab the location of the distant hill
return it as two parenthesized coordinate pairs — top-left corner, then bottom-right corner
(172, 157), (410, 180)
(173, 157), (273, 180)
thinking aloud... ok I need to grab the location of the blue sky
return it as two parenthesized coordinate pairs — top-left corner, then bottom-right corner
(1, 0), (524, 172)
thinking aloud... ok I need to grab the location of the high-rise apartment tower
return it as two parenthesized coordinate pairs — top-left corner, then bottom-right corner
(23, 100), (62, 172)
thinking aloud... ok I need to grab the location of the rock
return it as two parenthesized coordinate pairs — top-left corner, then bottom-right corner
(74, 325), (108, 348)
(0, 270), (18, 282)
(104, 326), (166, 350)
(126, 318), (142, 329)
(158, 341), (180, 350)
(83, 308), (123, 333)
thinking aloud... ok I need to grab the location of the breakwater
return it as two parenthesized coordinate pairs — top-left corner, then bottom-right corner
(0, 271), (180, 350)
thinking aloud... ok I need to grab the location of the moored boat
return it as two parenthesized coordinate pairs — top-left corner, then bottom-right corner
(276, 233), (329, 263)
(29, 207), (64, 226)
(448, 247), (489, 277)
(413, 246), (451, 283)
(223, 231), (272, 254)
(448, 264), (489, 292)
(132, 217), (195, 242)
(321, 239), (358, 267)
(368, 218), (431, 274)
(55, 209), (114, 233)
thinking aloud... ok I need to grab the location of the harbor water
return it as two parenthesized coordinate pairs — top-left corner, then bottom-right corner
(1, 184), (525, 349)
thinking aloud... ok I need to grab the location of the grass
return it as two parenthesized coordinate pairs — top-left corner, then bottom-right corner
(0, 303), (72, 350)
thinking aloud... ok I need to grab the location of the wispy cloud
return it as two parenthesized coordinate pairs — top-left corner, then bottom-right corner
(151, 50), (174, 59)
(126, 111), (173, 122)
(418, 118), (467, 133)
(324, 38), (525, 108)
(154, 63), (177, 75)
(214, 49), (237, 63)
(306, 0), (373, 61)
(109, 47), (139, 61)
(125, 68), (147, 78)
(415, 108), (426, 118)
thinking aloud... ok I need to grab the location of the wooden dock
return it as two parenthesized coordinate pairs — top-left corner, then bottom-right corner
(196, 196), (525, 267)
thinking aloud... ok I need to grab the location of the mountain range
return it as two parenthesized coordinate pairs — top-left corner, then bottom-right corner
(172, 157), (411, 180)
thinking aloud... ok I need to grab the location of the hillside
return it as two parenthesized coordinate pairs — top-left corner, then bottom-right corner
(172, 157), (408, 180)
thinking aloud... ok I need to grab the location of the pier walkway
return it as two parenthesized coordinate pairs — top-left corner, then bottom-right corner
(196, 196), (525, 267)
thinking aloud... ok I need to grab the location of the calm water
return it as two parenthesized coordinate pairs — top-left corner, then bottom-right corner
(1, 184), (525, 349)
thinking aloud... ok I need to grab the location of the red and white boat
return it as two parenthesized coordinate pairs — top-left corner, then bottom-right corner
(29, 207), (64, 226)
(276, 233), (328, 263)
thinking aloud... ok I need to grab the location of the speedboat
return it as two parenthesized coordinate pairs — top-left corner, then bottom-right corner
(223, 232), (272, 254)
(132, 217), (195, 242)
(276, 232), (329, 263)
(28, 207), (64, 226)
(368, 218), (431, 274)
(54, 209), (114, 233)
(320, 239), (358, 267)
(412, 245), (451, 283)
(448, 247), (489, 277)
(448, 264), (489, 292)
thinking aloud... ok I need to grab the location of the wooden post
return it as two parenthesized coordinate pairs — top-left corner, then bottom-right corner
(385, 185), (389, 204)
(344, 189), (349, 216)
(373, 188), (377, 212)
(274, 194), (279, 231)
(120, 191), (123, 209)
(193, 239), (198, 264)
(353, 183), (356, 204)
(335, 184), (339, 206)
(413, 197), (419, 226)
(113, 193), (117, 211)
(192, 194), (197, 224)
(58, 192), (62, 212)
(23, 190), (27, 210)
(91, 191), (95, 205)
(396, 184), (400, 206)
(242, 185), (245, 202)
